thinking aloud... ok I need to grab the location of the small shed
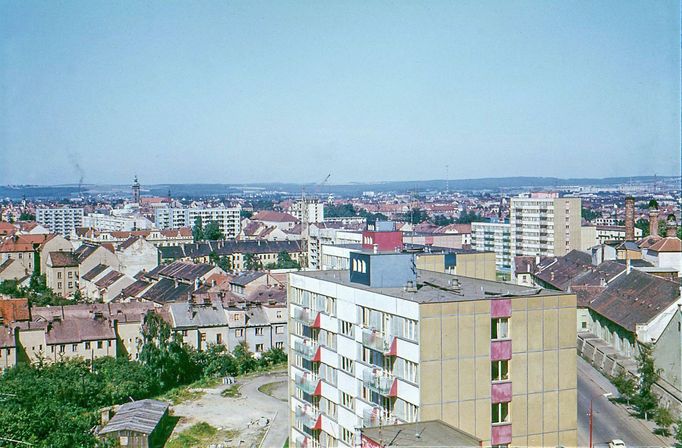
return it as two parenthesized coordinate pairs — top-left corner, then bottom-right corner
(98, 399), (170, 448)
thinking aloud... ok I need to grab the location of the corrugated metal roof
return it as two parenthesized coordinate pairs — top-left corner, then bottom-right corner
(99, 399), (169, 435)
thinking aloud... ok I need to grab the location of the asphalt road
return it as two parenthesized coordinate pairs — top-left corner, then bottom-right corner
(577, 357), (668, 447)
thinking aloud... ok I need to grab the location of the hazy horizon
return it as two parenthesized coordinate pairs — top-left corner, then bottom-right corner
(1, 1), (680, 185)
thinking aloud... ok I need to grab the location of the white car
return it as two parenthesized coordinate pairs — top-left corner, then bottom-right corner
(609, 439), (626, 448)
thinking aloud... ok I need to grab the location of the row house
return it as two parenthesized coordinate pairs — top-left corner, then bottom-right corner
(71, 227), (194, 248)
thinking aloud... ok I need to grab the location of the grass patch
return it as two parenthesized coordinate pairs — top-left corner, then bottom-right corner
(258, 380), (286, 401)
(220, 383), (242, 398)
(158, 386), (205, 405)
(283, 437), (289, 448)
(166, 422), (239, 448)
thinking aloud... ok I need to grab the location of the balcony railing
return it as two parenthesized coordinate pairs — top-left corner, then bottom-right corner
(295, 371), (321, 395)
(294, 307), (320, 327)
(294, 436), (320, 448)
(362, 406), (399, 428)
(293, 339), (319, 360)
(362, 368), (395, 396)
(361, 328), (393, 354)
(295, 405), (322, 430)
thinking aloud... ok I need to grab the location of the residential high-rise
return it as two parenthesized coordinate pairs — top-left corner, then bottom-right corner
(290, 198), (325, 224)
(154, 205), (241, 239)
(509, 193), (581, 258)
(36, 207), (84, 236)
(471, 221), (511, 272)
(288, 251), (577, 447)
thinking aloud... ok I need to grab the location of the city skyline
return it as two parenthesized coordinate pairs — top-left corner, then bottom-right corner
(1, 1), (680, 185)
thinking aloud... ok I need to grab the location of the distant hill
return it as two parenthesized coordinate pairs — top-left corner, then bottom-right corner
(1, 176), (678, 200)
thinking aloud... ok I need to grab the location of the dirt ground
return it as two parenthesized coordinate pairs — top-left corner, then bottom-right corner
(168, 371), (289, 448)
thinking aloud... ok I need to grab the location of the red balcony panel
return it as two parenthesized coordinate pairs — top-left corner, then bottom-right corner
(491, 381), (512, 404)
(491, 299), (512, 318)
(388, 378), (398, 397)
(312, 346), (321, 362)
(491, 423), (512, 445)
(386, 337), (398, 356)
(312, 312), (321, 329)
(491, 340), (512, 361)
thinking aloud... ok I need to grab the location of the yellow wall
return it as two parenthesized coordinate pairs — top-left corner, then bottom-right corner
(416, 252), (496, 281)
(419, 293), (577, 447)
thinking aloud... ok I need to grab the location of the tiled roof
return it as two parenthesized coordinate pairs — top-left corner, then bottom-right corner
(587, 270), (680, 332)
(534, 250), (592, 290)
(637, 236), (662, 249)
(0, 259), (15, 275)
(153, 261), (214, 282)
(159, 240), (304, 261)
(0, 298), (30, 323)
(49, 251), (79, 268)
(648, 237), (682, 253)
(95, 270), (125, 288)
(118, 236), (142, 251)
(82, 264), (110, 281)
(46, 317), (116, 344)
(169, 302), (229, 328)
(118, 279), (151, 299)
(140, 278), (193, 304)
(252, 211), (298, 222)
(75, 243), (99, 263)
(230, 272), (265, 287)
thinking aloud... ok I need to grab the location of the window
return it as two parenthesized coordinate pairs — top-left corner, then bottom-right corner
(57, 271), (62, 279)
(68, 271), (73, 279)
(59, 344), (65, 353)
(200, 333), (206, 341)
(276, 311), (283, 318)
(58, 282), (62, 289)
(182, 330), (188, 337)
(255, 328), (264, 336)
(235, 329), (244, 337)
(256, 343), (264, 352)
(491, 360), (509, 381)
(340, 392), (354, 410)
(340, 356), (354, 374)
(491, 318), (509, 340)
(492, 402), (509, 424)
(68, 282), (72, 288)
(97, 341), (103, 349)
(275, 341), (284, 349)
(216, 333), (223, 344)
(582, 321), (588, 329)
(341, 427), (354, 445)
(85, 341), (91, 349)
(275, 326), (284, 334)
(72, 344), (77, 352)
(340, 320), (354, 337)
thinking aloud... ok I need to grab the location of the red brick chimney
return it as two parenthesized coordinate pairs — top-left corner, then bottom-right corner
(649, 202), (659, 238)
(624, 196), (635, 241)
(667, 214), (678, 237)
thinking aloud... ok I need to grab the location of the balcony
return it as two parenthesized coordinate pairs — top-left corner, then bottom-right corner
(361, 328), (395, 354)
(362, 368), (396, 396)
(294, 436), (321, 448)
(294, 307), (321, 328)
(293, 339), (320, 361)
(295, 405), (322, 430)
(362, 406), (399, 428)
(295, 371), (321, 395)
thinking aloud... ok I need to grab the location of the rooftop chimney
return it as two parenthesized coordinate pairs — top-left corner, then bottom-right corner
(666, 214), (678, 237)
(626, 258), (632, 274)
(649, 202), (660, 238)
(624, 196), (635, 241)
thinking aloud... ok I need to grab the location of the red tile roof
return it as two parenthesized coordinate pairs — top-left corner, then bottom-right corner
(0, 298), (30, 323)
(49, 251), (79, 268)
(648, 237), (682, 253)
(252, 211), (298, 223)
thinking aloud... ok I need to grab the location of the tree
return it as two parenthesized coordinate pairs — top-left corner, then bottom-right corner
(325, 203), (357, 218)
(581, 207), (600, 222)
(612, 369), (636, 405)
(432, 215), (455, 226)
(275, 251), (300, 269)
(404, 207), (429, 224)
(635, 219), (650, 237)
(655, 406), (675, 436)
(240, 210), (253, 219)
(139, 312), (200, 390)
(456, 210), (485, 224)
(244, 253), (263, 271)
(18, 212), (35, 221)
(634, 343), (661, 420)
(203, 220), (225, 240)
(192, 216), (204, 241)
(209, 251), (232, 272)
(674, 418), (682, 447)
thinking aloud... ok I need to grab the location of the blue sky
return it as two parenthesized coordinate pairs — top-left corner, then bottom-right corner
(1, 1), (679, 185)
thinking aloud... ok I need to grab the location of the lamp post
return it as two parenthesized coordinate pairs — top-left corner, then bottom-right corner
(588, 392), (612, 448)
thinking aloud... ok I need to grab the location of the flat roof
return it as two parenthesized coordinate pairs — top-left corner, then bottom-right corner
(362, 420), (482, 447)
(294, 269), (564, 303)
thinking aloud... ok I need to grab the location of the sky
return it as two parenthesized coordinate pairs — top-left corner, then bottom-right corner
(0, 1), (680, 185)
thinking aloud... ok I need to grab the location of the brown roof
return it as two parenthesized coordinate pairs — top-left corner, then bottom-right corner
(0, 326), (16, 348)
(95, 270), (125, 288)
(118, 236), (142, 250)
(46, 317), (116, 344)
(252, 211), (298, 223)
(588, 270), (680, 332)
(118, 279), (152, 299)
(0, 298), (30, 323)
(648, 237), (682, 253)
(637, 235), (662, 249)
(82, 264), (110, 281)
(514, 256), (537, 274)
(0, 221), (15, 236)
(49, 251), (79, 268)
(534, 250), (592, 290)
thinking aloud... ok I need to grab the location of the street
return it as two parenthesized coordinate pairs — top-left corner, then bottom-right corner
(577, 356), (668, 447)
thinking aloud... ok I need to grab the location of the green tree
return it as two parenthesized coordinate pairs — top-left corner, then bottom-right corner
(674, 418), (682, 447)
(635, 218), (650, 237)
(244, 253), (263, 271)
(655, 406), (675, 436)
(275, 251), (300, 269)
(612, 369), (636, 405)
(404, 207), (429, 224)
(139, 312), (200, 390)
(18, 212), (35, 221)
(192, 216), (204, 241)
(233, 341), (257, 374)
(203, 220), (225, 240)
(456, 210), (485, 224)
(325, 203), (357, 217)
(209, 251), (232, 272)
(240, 210), (253, 219)
(634, 343), (661, 420)
(581, 207), (600, 222)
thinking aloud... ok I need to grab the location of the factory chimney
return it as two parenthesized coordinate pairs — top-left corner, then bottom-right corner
(624, 196), (635, 241)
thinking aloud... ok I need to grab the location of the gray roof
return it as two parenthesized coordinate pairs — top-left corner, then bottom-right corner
(230, 271), (265, 287)
(362, 420), (482, 447)
(295, 269), (561, 303)
(169, 302), (229, 328)
(82, 264), (109, 281)
(99, 399), (169, 435)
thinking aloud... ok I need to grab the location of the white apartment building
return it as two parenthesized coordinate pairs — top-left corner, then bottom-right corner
(82, 213), (153, 232)
(36, 207), (84, 236)
(154, 205), (241, 239)
(290, 199), (325, 224)
(471, 222), (511, 272)
(510, 194), (582, 258)
(288, 251), (578, 448)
